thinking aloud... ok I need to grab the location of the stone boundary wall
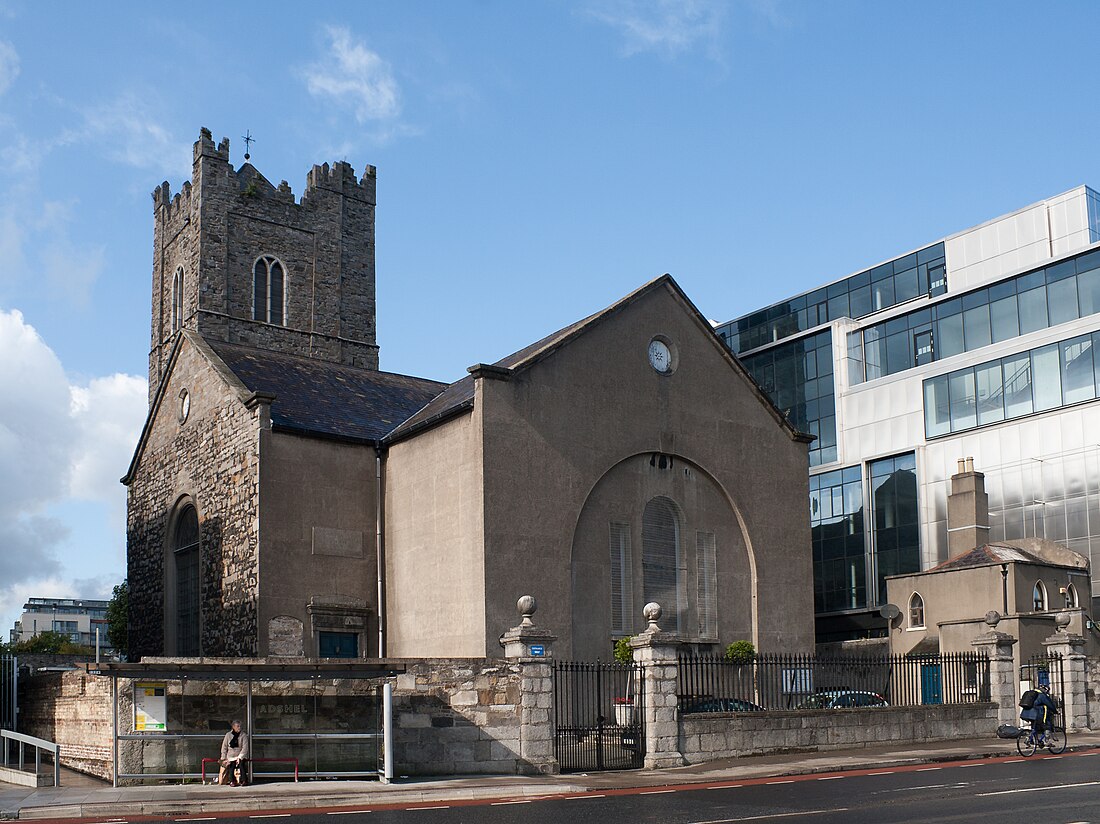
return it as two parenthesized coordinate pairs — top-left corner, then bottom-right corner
(392, 658), (549, 775)
(680, 703), (998, 763)
(17, 671), (114, 781)
(1086, 657), (1100, 729)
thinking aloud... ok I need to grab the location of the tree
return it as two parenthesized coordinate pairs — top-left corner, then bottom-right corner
(106, 581), (129, 659)
(725, 640), (756, 664)
(12, 631), (80, 654)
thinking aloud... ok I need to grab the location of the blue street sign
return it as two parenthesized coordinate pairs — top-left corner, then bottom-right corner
(529, 644), (545, 657)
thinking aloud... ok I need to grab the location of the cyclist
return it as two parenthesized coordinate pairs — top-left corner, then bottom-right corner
(1029, 684), (1058, 746)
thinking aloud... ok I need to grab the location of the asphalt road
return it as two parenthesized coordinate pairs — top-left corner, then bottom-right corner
(172, 750), (1100, 824)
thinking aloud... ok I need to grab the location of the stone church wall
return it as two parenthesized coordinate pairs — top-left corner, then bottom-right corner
(17, 670), (114, 781)
(127, 337), (261, 659)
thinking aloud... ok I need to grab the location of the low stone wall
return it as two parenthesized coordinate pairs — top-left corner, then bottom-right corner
(1086, 657), (1100, 729)
(17, 670), (114, 780)
(392, 658), (551, 775)
(14, 657), (555, 782)
(680, 703), (999, 763)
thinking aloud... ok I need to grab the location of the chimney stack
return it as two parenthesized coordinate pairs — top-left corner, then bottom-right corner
(948, 455), (989, 557)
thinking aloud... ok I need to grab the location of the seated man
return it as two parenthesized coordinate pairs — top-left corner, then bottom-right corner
(219, 719), (250, 786)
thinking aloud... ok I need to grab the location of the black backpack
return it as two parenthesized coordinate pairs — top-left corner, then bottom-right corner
(1019, 689), (1039, 709)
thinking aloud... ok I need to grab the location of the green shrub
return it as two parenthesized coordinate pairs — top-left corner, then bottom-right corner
(725, 640), (756, 664)
(613, 637), (633, 662)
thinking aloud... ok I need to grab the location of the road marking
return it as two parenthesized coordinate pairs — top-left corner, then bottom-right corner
(491, 801), (531, 805)
(250, 816), (291, 820)
(177, 819), (218, 822)
(816, 775), (844, 780)
(405, 807), (449, 811)
(690, 809), (849, 823)
(565, 795), (606, 800)
(957, 763), (984, 767)
(916, 767), (941, 772)
(1003, 759), (1024, 763)
(707, 784), (743, 789)
(641, 789), (675, 795)
(326, 811), (373, 815)
(978, 780), (1100, 797)
(764, 779), (794, 784)
(867, 771), (894, 776)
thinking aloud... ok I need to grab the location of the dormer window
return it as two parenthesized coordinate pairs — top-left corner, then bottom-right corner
(253, 255), (286, 325)
(171, 266), (184, 332)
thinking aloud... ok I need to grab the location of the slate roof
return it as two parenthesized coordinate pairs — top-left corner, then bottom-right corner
(207, 340), (447, 443)
(928, 543), (1052, 573)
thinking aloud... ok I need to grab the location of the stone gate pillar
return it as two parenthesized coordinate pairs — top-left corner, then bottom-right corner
(971, 611), (1018, 726)
(500, 595), (559, 774)
(630, 602), (685, 769)
(1043, 613), (1089, 732)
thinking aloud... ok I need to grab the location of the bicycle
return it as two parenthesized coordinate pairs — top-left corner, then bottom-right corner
(1016, 720), (1067, 757)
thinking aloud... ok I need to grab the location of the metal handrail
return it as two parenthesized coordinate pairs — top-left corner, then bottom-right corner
(1, 729), (61, 787)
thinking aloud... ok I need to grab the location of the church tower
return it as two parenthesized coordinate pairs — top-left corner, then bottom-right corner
(148, 127), (379, 402)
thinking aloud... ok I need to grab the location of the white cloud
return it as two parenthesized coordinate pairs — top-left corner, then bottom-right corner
(302, 25), (400, 123)
(587, 0), (727, 58)
(77, 92), (191, 179)
(0, 40), (19, 95)
(0, 308), (146, 630)
(69, 373), (148, 504)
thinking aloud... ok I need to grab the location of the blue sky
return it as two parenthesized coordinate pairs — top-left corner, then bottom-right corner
(2, 0), (1099, 636)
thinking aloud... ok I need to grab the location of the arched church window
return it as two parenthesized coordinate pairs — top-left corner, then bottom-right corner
(1032, 580), (1048, 612)
(1065, 583), (1079, 609)
(642, 496), (685, 633)
(171, 266), (184, 332)
(253, 255), (286, 325)
(174, 505), (201, 656)
(908, 592), (925, 629)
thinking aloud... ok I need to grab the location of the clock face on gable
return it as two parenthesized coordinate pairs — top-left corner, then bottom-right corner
(648, 338), (672, 374)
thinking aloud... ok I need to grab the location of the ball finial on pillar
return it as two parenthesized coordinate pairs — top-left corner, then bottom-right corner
(643, 602), (662, 632)
(517, 595), (537, 627)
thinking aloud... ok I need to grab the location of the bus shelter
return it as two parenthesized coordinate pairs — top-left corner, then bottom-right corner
(88, 661), (403, 786)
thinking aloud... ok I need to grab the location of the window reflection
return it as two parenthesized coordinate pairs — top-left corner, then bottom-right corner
(851, 246), (1100, 384)
(923, 332), (1100, 438)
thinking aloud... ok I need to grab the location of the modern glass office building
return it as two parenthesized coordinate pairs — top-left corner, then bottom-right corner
(716, 185), (1100, 640)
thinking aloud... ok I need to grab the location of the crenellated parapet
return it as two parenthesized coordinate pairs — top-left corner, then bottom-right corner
(147, 127), (380, 404)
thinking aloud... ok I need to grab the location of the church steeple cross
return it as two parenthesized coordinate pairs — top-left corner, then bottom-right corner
(242, 130), (255, 161)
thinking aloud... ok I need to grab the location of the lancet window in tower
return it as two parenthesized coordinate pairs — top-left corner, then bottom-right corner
(171, 266), (184, 332)
(253, 255), (286, 325)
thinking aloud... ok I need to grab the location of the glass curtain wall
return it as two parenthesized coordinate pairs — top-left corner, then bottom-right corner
(809, 467), (864, 612)
(740, 330), (836, 466)
(716, 243), (946, 354)
(924, 331), (1100, 438)
(850, 246), (1100, 384)
(869, 454), (920, 605)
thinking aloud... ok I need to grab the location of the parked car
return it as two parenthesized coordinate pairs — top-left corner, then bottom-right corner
(682, 697), (767, 713)
(796, 691), (888, 710)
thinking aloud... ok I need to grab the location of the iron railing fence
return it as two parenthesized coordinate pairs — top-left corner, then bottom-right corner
(679, 651), (991, 712)
(553, 660), (644, 772)
(1023, 652), (1065, 717)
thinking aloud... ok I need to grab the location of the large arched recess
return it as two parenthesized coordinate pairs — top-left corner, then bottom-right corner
(569, 452), (758, 661)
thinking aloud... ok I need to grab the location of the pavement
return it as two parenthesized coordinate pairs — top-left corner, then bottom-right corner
(3, 730), (1100, 821)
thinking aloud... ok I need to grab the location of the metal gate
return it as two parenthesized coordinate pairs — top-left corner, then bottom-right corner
(1, 655), (15, 730)
(553, 660), (644, 772)
(1023, 653), (1065, 720)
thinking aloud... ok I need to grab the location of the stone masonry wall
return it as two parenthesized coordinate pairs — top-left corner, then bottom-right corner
(17, 671), (114, 781)
(127, 337), (261, 659)
(392, 659), (542, 775)
(1086, 657), (1100, 729)
(680, 703), (998, 763)
(149, 130), (378, 402)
